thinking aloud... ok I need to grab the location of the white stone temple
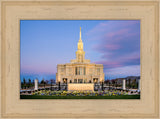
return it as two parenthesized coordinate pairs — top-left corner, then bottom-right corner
(56, 27), (105, 84)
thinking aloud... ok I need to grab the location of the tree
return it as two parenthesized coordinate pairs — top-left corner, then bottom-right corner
(126, 80), (128, 89)
(45, 80), (49, 90)
(23, 78), (26, 89)
(128, 79), (131, 89)
(115, 80), (118, 90)
(105, 79), (110, 90)
(41, 78), (46, 89)
(46, 80), (49, 85)
(32, 80), (34, 88)
(28, 79), (31, 88)
(40, 79), (44, 84)
(50, 79), (54, 90)
(132, 79), (137, 89)
(104, 79), (109, 85)
(111, 79), (116, 88)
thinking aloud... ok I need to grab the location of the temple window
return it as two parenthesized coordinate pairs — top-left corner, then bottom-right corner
(75, 67), (86, 75)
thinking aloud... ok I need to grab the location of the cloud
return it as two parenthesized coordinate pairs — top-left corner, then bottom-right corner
(21, 64), (56, 75)
(95, 60), (123, 69)
(106, 65), (140, 79)
(87, 20), (140, 77)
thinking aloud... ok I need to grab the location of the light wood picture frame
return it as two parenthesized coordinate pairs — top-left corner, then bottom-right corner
(0, 0), (159, 118)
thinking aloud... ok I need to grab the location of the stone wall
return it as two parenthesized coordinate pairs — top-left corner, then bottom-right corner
(68, 83), (94, 91)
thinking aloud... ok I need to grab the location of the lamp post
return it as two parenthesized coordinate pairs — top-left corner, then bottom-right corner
(101, 81), (104, 91)
(66, 79), (67, 91)
(58, 81), (61, 90)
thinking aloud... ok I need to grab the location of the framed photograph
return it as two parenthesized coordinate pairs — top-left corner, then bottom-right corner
(0, 0), (159, 118)
(20, 20), (140, 99)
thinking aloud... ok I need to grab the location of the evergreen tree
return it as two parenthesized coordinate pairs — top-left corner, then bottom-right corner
(41, 78), (46, 89)
(23, 78), (26, 89)
(28, 79), (31, 88)
(128, 79), (131, 89)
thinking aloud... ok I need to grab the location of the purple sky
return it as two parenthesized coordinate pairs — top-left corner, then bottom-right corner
(86, 21), (140, 78)
(20, 20), (140, 81)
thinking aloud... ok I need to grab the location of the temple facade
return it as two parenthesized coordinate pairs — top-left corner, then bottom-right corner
(56, 27), (105, 84)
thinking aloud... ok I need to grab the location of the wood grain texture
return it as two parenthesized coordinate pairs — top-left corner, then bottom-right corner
(0, 0), (159, 118)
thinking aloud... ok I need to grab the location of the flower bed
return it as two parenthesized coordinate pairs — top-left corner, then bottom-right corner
(32, 90), (129, 96)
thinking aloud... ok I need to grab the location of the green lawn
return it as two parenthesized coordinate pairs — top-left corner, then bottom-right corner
(20, 95), (140, 99)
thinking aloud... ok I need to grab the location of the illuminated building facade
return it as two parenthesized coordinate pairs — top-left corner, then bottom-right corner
(56, 27), (105, 84)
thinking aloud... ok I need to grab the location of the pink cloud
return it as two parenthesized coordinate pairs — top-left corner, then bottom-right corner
(95, 60), (123, 68)
(21, 65), (56, 74)
(86, 20), (140, 77)
(118, 52), (140, 62)
(105, 44), (121, 50)
(86, 20), (139, 37)
(106, 29), (130, 38)
(94, 51), (140, 69)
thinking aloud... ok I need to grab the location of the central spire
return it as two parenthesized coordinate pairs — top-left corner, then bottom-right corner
(76, 27), (85, 62)
(70, 27), (90, 64)
(79, 27), (82, 41)
(77, 27), (83, 50)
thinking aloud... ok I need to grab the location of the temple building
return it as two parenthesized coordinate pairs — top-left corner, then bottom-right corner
(56, 27), (105, 84)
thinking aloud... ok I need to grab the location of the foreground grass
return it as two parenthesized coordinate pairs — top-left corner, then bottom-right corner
(20, 95), (140, 99)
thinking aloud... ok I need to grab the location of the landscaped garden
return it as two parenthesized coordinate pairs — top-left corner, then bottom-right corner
(20, 90), (140, 99)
